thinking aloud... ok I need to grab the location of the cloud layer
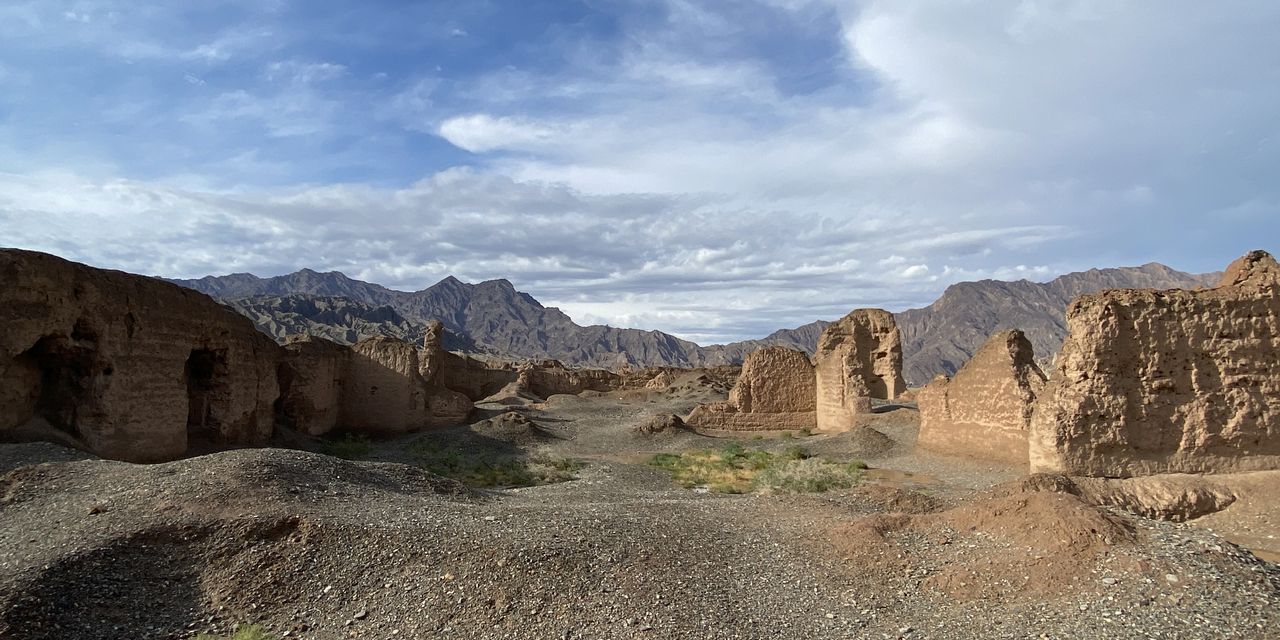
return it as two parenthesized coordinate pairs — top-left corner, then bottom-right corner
(1, 1), (1277, 343)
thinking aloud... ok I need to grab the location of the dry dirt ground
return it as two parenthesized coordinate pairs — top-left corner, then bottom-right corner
(1, 385), (1278, 640)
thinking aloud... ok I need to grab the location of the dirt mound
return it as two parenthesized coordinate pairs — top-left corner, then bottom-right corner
(855, 484), (945, 514)
(632, 414), (689, 436)
(842, 426), (896, 457)
(939, 489), (1134, 555)
(3, 517), (312, 639)
(479, 380), (543, 406)
(469, 411), (559, 445)
(1, 449), (470, 512)
(1071, 474), (1239, 522)
(832, 488), (1137, 604)
(1003, 473), (1240, 523)
(0, 441), (95, 475)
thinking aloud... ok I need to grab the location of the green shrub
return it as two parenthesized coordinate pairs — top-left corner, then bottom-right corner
(798, 427), (813, 437)
(649, 447), (864, 494)
(719, 441), (745, 461)
(317, 434), (371, 460)
(753, 458), (863, 494)
(195, 625), (278, 640)
(781, 445), (810, 461)
(649, 452), (683, 470)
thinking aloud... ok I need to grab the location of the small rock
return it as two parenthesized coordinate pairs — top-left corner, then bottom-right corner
(354, 610), (368, 620)
(1102, 577), (1118, 585)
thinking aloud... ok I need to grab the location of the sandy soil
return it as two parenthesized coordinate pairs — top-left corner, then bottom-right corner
(1, 388), (1277, 639)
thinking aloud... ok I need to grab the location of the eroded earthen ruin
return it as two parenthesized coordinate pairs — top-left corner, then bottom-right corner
(916, 330), (1046, 465)
(1029, 250), (1280, 476)
(813, 309), (907, 432)
(0, 249), (280, 462)
(1, 250), (482, 459)
(685, 347), (816, 431)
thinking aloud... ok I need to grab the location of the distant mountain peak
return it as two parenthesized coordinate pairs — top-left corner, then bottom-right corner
(172, 259), (1220, 377)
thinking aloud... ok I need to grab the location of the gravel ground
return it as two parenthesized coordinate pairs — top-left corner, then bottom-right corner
(1, 391), (1277, 640)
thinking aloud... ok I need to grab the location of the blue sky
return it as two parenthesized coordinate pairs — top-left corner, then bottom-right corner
(1, 0), (1278, 343)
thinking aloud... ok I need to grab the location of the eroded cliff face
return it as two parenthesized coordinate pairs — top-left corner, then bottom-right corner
(813, 309), (907, 432)
(917, 330), (1046, 465)
(1029, 250), (1280, 477)
(0, 249), (280, 462)
(686, 347), (816, 431)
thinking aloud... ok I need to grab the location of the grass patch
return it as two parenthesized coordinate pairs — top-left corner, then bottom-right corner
(407, 439), (584, 488)
(195, 625), (278, 640)
(753, 458), (865, 494)
(317, 433), (371, 460)
(648, 444), (865, 494)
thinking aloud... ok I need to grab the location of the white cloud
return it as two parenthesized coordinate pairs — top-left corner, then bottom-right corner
(0, 168), (1080, 341)
(1, 0), (1276, 342)
(438, 114), (561, 153)
(265, 60), (347, 84)
(899, 264), (930, 279)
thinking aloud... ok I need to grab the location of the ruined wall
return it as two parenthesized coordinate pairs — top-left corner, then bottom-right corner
(685, 347), (816, 431)
(336, 337), (471, 434)
(276, 335), (348, 436)
(813, 309), (907, 432)
(435, 353), (517, 400)
(0, 249), (279, 462)
(617, 365), (740, 392)
(916, 330), (1046, 465)
(1029, 250), (1280, 477)
(521, 360), (622, 398)
(276, 330), (475, 436)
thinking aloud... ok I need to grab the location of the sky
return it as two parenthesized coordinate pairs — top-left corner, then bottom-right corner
(1, 1), (1277, 344)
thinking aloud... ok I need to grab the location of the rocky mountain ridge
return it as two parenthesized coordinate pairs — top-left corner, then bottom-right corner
(170, 262), (1217, 384)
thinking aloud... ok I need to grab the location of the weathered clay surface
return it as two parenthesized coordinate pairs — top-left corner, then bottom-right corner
(275, 328), (475, 436)
(276, 335), (348, 436)
(633, 414), (689, 436)
(916, 331), (1046, 465)
(0, 249), (279, 462)
(813, 309), (907, 432)
(686, 347), (816, 431)
(521, 360), (622, 398)
(1030, 250), (1280, 476)
(1071, 474), (1238, 522)
(339, 337), (472, 434)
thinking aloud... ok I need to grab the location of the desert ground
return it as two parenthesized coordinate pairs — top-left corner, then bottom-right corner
(2, 379), (1277, 640)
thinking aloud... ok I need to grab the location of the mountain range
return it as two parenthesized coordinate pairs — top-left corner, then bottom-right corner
(169, 262), (1217, 385)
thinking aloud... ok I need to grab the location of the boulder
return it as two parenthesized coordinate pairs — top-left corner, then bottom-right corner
(685, 347), (816, 431)
(1029, 250), (1280, 476)
(916, 330), (1046, 465)
(0, 249), (279, 462)
(813, 309), (907, 432)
